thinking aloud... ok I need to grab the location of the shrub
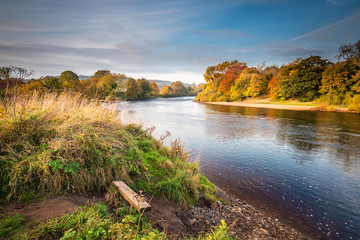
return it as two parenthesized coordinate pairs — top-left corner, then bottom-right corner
(348, 95), (360, 113)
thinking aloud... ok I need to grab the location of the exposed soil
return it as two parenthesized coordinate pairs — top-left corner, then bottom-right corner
(0, 194), (104, 223)
(1, 190), (312, 239)
(144, 188), (312, 240)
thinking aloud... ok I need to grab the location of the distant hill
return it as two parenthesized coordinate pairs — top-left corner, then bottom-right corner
(148, 79), (193, 88)
(79, 75), (91, 80)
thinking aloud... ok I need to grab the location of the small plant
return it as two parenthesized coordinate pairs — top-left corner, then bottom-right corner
(27, 203), (166, 240)
(187, 220), (235, 240)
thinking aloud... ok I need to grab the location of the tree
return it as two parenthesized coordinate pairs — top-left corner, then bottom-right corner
(150, 81), (160, 96)
(42, 76), (61, 91)
(278, 56), (331, 101)
(94, 70), (111, 79)
(160, 84), (172, 96)
(338, 40), (360, 61)
(125, 78), (142, 100)
(170, 81), (187, 96)
(218, 63), (247, 93)
(59, 70), (79, 90)
(320, 61), (358, 96)
(268, 76), (279, 99)
(0, 66), (33, 97)
(80, 77), (100, 98)
(96, 74), (118, 98)
(137, 78), (152, 99)
(203, 60), (241, 84)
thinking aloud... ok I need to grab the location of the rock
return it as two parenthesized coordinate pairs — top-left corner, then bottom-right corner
(188, 218), (196, 225)
(259, 228), (269, 235)
(246, 216), (251, 221)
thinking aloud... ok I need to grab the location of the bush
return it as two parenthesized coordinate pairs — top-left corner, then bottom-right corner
(348, 95), (360, 113)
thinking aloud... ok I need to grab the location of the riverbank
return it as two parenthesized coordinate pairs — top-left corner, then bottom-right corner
(1, 188), (310, 240)
(202, 98), (352, 113)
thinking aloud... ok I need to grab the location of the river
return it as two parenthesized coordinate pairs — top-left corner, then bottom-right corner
(116, 96), (360, 240)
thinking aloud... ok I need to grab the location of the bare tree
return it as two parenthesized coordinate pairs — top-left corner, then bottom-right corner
(0, 66), (33, 116)
(338, 40), (360, 61)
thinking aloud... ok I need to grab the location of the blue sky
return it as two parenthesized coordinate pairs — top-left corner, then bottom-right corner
(0, 0), (359, 84)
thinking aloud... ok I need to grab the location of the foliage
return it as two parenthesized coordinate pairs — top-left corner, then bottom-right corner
(319, 61), (359, 104)
(0, 92), (215, 206)
(277, 56), (331, 101)
(125, 78), (142, 100)
(59, 70), (79, 90)
(0, 214), (29, 239)
(150, 81), (160, 96)
(137, 78), (153, 99)
(94, 69), (111, 79)
(218, 63), (247, 94)
(187, 220), (235, 240)
(27, 202), (166, 240)
(160, 84), (172, 96)
(348, 95), (360, 113)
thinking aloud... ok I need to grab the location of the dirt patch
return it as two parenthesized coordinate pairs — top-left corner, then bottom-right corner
(0, 194), (104, 223)
(144, 194), (191, 239)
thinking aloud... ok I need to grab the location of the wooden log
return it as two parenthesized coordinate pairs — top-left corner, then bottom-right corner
(113, 181), (151, 213)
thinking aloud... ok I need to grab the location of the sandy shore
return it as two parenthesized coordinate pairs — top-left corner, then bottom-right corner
(202, 101), (350, 113)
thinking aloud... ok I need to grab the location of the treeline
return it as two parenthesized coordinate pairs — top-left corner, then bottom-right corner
(0, 68), (201, 101)
(196, 40), (360, 111)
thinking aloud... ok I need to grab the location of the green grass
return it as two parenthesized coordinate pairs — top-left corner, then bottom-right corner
(23, 202), (166, 240)
(0, 214), (29, 239)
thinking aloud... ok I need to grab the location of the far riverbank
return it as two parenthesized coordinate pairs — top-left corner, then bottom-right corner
(201, 99), (351, 113)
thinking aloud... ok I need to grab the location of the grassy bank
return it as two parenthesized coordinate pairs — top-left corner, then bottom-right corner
(0, 92), (231, 239)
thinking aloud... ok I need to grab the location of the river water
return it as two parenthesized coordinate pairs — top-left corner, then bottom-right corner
(116, 96), (360, 240)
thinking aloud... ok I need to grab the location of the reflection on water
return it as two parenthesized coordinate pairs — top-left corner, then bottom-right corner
(117, 97), (360, 240)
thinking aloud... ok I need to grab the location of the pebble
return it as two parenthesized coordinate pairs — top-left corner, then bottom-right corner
(259, 228), (269, 235)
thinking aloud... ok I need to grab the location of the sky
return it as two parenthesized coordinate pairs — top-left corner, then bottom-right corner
(0, 0), (359, 84)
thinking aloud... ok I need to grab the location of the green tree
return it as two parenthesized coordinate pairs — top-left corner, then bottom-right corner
(96, 74), (117, 98)
(125, 78), (142, 100)
(137, 78), (152, 99)
(278, 56), (331, 101)
(94, 70), (111, 79)
(42, 76), (61, 91)
(59, 70), (79, 90)
(320, 61), (358, 96)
